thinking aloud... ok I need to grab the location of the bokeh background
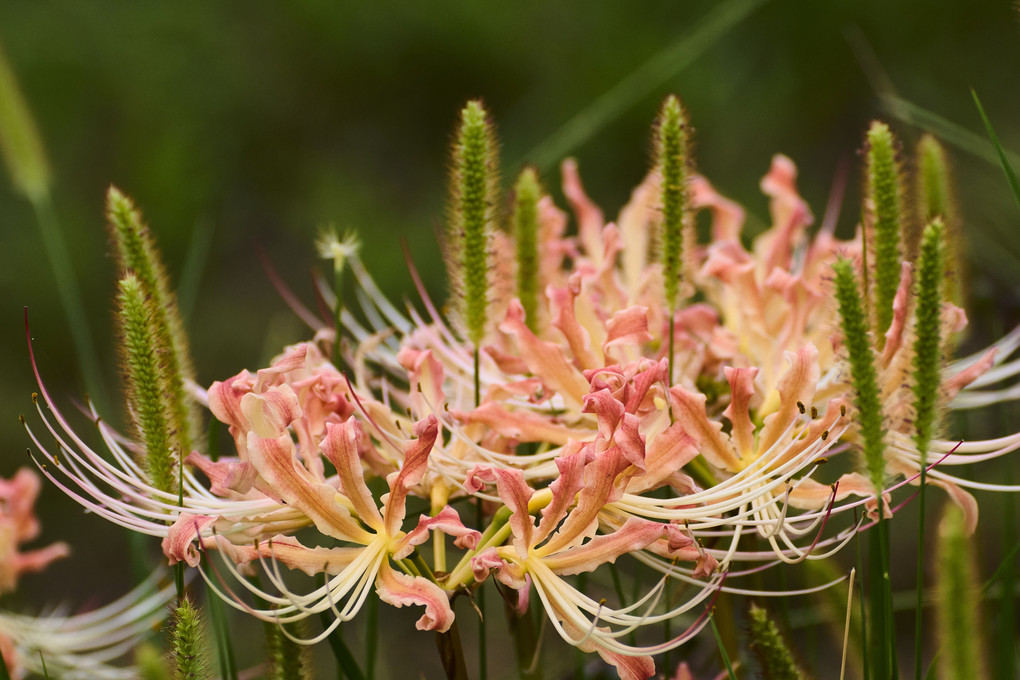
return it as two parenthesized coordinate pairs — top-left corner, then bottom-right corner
(1, 0), (1019, 677)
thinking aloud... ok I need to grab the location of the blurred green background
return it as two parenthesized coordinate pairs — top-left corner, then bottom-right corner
(1, 0), (1019, 676)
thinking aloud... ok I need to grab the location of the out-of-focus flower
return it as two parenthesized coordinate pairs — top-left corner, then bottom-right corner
(0, 573), (174, 680)
(0, 468), (68, 595)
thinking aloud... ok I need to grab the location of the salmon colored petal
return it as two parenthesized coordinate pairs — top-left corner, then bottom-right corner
(241, 385), (302, 439)
(629, 423), (699, 494)
(603, 306), (653, 355)
(467, 465), (535, 560)
(549, 283), (601, 370)
(786, 472), (875, 510)
(561, 159), (605, 267)
(393, 505), (480, 560)
(185, 452), (258, 497)
(451, 402), (578, 446)
(542, 517), (664, 575)
(668, 386), (740, 471)
(217, 535), (362, 577)
(163, 513), (217, 566)
(723, 366), (759, 460)
(376, 561), (455, 632)
(382, 416), (439, 536)
(247, 432), (374, 544)
(944, 349), (996, 401)
(539, 447), (631, 556)
(208, 371), (255, 430)
(691, 175), (745, 243)
(534, 449), (589, 545)
(757, 344), (820, 458)
(500, 299), (591, 410)
(881, 262), (914, 366)
(320, 418), (384, 531)
(397, 347), (446, 417)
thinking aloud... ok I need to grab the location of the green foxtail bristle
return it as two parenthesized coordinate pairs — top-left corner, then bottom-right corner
(936, 504), (988, 680)
(512, 167), (541, 331)
(655, 94), (689, 310)
(135, 642), (171, 680)
(0, 43), (50, 201)
(170, 596), (211, 680)
(265, 620), (310, 680)
(448, 100), (498, 347)
(117, 274), (177, 494)
(107, 187), (196, 456)
(912, 219), (945, 460)
(747, 603), (804, 680)
(865, 121), (904, 338)
(916, 135), (964, 306)
(833, 258), (886, 493)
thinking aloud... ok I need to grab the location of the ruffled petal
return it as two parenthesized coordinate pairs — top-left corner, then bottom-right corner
(376, 561), (455, 632)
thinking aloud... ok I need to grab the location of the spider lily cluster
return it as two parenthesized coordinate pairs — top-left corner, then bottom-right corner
(21, 96), (1020, 678)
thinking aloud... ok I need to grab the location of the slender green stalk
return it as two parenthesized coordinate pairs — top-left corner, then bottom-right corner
(709, 614), (737, 680)
(435, 618), (469, 680)
(319, 614), (365, 680)
(912, 220), (944, 679)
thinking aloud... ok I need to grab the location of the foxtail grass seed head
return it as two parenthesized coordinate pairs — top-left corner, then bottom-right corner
(170, 597), (210, 680)
(117, 274), (178, 494)
(655, 95), (689, 310)
(936, 504), (988, 680)
(135, 642), (172, 680)
(265, 620), (311, 680)
(512, 167), (541, 331)
(448, 99), (499, 346)
(865, 121), (904, 338)
(916, 135), (965, 305)
(107, 187), (196, 455)
(748, 603), (804, 680)
(911, 219), (945, 461)
(0, 44), (50, 202)
(833, 257), (887, 493)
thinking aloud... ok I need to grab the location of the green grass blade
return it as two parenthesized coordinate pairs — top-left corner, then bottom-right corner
(523, 0), (767, 170)
(710, 613), (738, 680)
(206, 587), (238, 680)
(971, 89), (1020, 214)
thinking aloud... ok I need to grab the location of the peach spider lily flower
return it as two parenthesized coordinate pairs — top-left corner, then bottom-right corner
(0, 568), (176, 680)
(22, 331), (307, 546)
(184, 415), (479, 640)
(464, 451), (722, 680)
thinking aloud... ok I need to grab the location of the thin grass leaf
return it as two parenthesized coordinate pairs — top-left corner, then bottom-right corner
(205, 586), (237, 680)
(319, 616), (365, 680)
(523, 0), (767, 171)
(176, 217), (215, 324)
(709, 613), (738, 680)
(971, 89), (1020, 215)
